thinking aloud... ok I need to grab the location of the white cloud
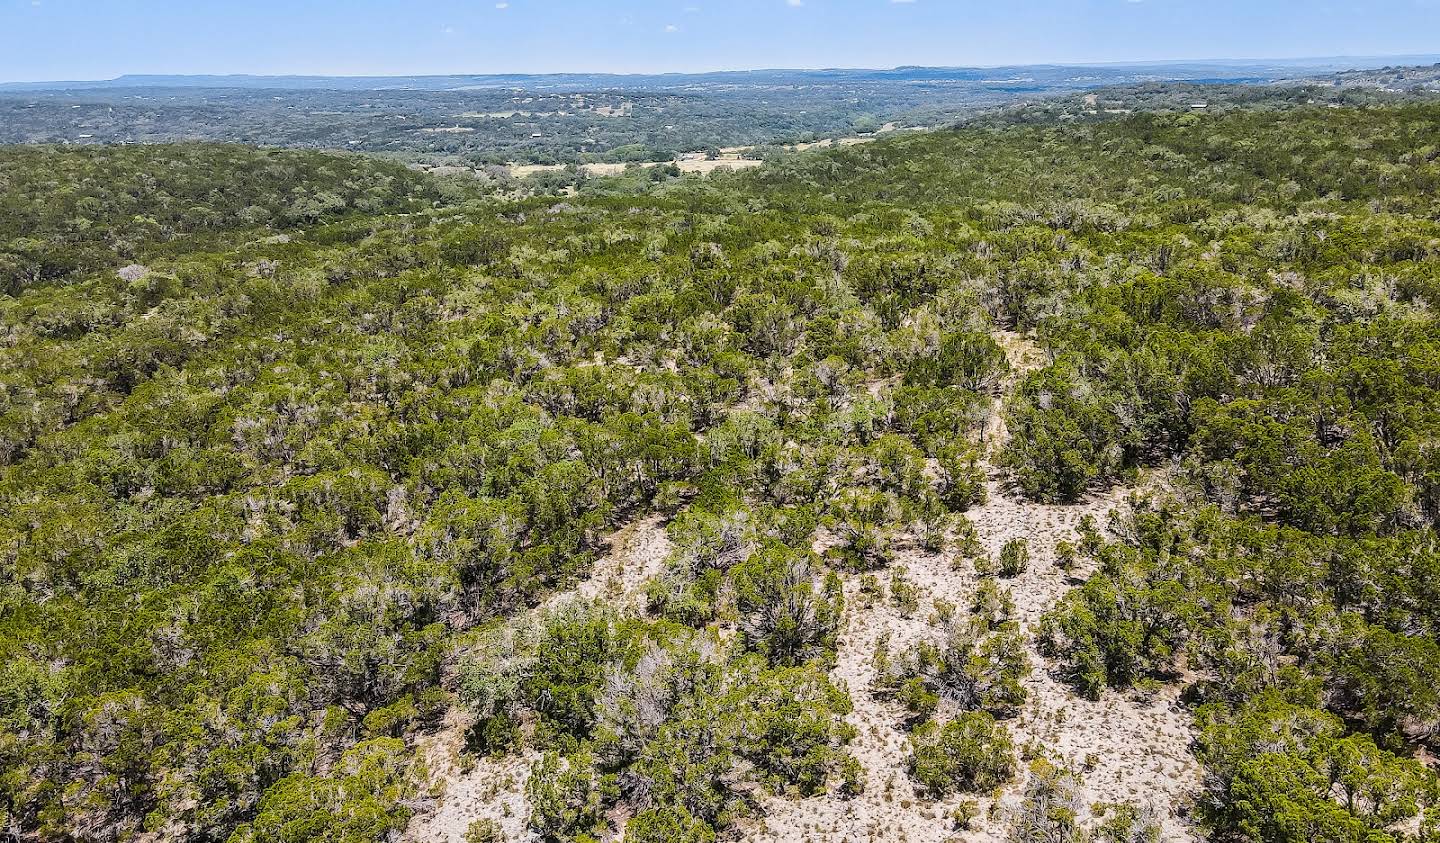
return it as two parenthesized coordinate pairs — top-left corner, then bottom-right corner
(665, 23), (679, 32)
(495, 2), (509, 8)
(787, 0), (804, 6)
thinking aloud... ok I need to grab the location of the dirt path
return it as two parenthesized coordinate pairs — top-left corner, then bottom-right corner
(971, 333), (1200, 842)
(964, 481), (1200, 843)
(403, 516), (673, 843)
(749, 331), (1200, 842)
(406, 726), (538, 843)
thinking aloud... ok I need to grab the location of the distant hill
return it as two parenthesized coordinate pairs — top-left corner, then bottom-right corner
(6, 56), (1440, 92)
(3, 58), (1438, 170)
(1311, 62), (1440, 90)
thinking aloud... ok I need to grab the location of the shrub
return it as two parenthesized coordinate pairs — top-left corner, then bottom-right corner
(626, 807), (716, 843)
(526, 752), (610, 843)
(1010, 760), (1084, 843)
(837, 754), (866, 797)
(999, 538), (1030, 578)
(464, 818), (504, 843)
(909, 712), (1016, 796)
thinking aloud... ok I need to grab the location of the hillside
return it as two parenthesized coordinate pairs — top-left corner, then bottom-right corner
(1319, 63), (1440, 92)
(2, 102), (1440, 843)
(0, 144), (447, 294)
(0, 61), (1422, 166)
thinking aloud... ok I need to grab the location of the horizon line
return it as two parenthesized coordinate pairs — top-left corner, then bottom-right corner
(5, 52), (1440, 88)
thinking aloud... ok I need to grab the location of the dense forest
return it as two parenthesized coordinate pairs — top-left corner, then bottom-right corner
(2, 97), (1440, 843)
(0, 145), (447, 295)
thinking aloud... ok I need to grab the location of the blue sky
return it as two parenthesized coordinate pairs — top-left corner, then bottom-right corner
(2, 0), (1438, 82)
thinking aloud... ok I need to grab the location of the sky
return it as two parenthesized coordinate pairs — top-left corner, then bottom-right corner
(2, 0), (1439, 82)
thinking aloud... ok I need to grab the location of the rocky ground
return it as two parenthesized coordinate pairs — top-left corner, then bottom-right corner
(403, 332), (1203, 843)
(749, 334), (1200, 843)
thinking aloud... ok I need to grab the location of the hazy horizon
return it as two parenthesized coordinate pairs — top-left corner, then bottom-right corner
(3, 0), (1439, 85)
(5, 52), (1440, 86)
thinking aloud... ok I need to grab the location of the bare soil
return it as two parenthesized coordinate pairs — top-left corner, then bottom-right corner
(747, 333), (1199, 842)
(406, 332), (1203, 843)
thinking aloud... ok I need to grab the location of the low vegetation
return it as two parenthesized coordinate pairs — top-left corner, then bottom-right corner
(2, 96), (1439, 842)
